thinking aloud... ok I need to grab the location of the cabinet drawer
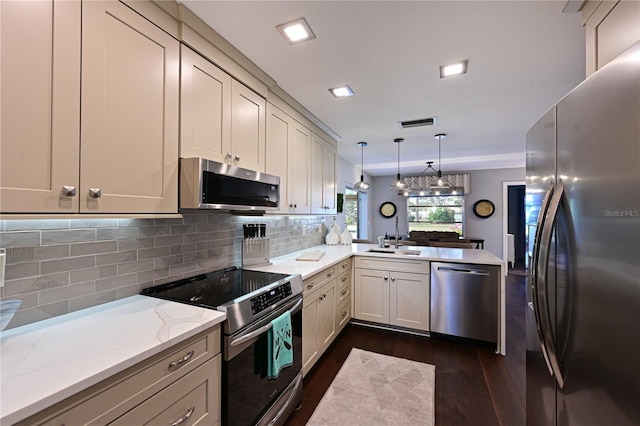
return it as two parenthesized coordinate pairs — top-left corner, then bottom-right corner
(336, 299), (350, 331)
(336, 280), (350, 306)
(336, 268), (351, 294)
(24, 327), (221, 426)
(355, 256), (429, 274)
(110, 355), (221, 426)
(303, 265), (338, 295)
(337, 258), (352, 274)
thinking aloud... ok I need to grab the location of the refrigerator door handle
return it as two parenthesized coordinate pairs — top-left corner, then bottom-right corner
(530, 182), (555, 376)
(537, 180), (567, 388)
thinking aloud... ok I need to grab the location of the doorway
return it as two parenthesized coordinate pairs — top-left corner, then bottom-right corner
(344, 188), (369, 240)
(502, 181), (526, 273)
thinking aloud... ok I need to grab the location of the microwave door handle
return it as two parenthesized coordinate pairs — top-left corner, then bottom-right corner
(530, 181), (555, 375)
(537, 180), (567, 388)
(230, 297), (303, 347)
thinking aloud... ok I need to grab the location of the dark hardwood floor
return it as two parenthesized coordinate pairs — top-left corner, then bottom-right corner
(285, 272), (526, 426)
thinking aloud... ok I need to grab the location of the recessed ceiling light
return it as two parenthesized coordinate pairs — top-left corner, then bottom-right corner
(440, 60), (469, 78)
(329, 85), (354, 98)
(276, 18), (316, 45)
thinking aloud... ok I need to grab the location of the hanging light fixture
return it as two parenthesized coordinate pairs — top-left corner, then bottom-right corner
(353, 141), (371, 191)
(389, 138), (407, 190)
(431, 133), (456, 194)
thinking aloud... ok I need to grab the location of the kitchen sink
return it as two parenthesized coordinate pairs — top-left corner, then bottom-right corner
(367, 248), (422, 256)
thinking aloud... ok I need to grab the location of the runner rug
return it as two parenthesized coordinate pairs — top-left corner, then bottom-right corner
(306, 348), (435, 425)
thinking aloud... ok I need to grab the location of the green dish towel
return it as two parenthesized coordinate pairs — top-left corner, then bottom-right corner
(268, 310), (293, 379)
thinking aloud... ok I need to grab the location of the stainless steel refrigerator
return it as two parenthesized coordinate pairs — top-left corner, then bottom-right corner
(525, 41), (640, 425)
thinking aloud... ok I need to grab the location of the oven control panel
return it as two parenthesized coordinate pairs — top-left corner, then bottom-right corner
(250, 283), (292, 315)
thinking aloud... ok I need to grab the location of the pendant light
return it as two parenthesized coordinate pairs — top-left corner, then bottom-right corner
(389, 138), (407, 190)
(353, 141), (371, 191)
(431, 133), (456, 195)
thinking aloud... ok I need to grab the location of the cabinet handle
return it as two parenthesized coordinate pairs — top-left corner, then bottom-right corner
(88, 188), (101, 198)
(168, 350), (194, 369)
(341, 290), (347, 296)
(234, 154), (241, 161)
(391, 277), (396, 281)
(61, 186), (76, 197)
(342, 311), (347, 319)
(307, 284), (315, 290)
(384, 276), (388, 280)
(341, 276), (348, 283)
(171, 406), (195, 426)
(327, 273), (333, 278)
(288, 203), (297, 208)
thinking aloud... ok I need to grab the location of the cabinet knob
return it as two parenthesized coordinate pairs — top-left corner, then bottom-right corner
(384, 276), (388, 280)
(61, 186), (76, 197)
(88, 188), (102, 198)
(226, 152), (232, 159)
(234, 154), (241, 161)
(391, 277), (396, 281)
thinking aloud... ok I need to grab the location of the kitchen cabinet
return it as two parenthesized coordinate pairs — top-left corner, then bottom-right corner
(335, 258), (352, 333)
(311, 132), (337, 214)
(180, 46), (266, 173)
(354, 257), (430, 332)
(0, 0), (81, 213)
(17, 326), (221, 426)
(302, 265), (337, 376)
(1, 0), (179, 214)
(265, 103), (311, 214)
(583, 0), (640, 75)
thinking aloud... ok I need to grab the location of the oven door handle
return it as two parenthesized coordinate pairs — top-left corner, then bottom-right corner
(230, 297), (303, 347)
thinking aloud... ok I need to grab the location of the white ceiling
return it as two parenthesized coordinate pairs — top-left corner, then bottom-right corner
(181, 1), (586, 176)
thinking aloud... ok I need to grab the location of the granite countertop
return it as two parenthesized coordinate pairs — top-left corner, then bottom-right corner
(0, 295), (226, 425)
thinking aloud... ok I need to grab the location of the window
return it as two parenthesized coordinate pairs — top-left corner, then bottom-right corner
(407, 195), (464, 235)
(344, 188), (368, 239)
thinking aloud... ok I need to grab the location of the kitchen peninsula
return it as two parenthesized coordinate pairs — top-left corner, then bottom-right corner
(251, 243), (506, 356)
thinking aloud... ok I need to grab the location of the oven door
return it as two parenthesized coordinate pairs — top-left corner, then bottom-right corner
(223, 296), (303, 426)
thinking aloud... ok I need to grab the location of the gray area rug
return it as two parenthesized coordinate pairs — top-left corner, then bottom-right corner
(307, 348), (435, 425)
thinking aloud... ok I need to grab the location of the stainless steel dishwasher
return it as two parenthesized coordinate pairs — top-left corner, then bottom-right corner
(430, 262), (499, 344)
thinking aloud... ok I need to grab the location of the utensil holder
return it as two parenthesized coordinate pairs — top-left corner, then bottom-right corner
(242, 238), (272, 267)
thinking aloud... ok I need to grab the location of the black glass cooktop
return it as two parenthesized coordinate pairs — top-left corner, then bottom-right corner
(141, 267), (291, 309)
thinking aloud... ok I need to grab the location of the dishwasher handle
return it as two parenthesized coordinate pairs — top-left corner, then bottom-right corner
(436, 266), (490, 276)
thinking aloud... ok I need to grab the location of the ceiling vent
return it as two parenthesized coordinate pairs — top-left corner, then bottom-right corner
(398, 116), (437, 128)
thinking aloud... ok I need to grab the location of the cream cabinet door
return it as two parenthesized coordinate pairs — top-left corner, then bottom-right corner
(310, 133), (337, 214)
(317, 282), (336, 349)
(0, 0), (81, 213)
(231, 80), (266, 172)
(81, 1), (179, 213)
(389, 271), (430, 331)
(302, 294), (320, 376)
(288, 121), (311, 213)
(180, 46), (232, 163)
(354, 268), (390, 324)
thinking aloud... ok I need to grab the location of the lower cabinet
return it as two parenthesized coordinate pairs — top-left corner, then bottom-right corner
(354, 257), (430, 332)
(18, 327), (221, 426)
(302, 273), (336, 377)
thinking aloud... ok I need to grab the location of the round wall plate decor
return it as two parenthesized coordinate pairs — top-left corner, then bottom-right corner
(473, 199), (495, 218)
(380, 202), (397, 218)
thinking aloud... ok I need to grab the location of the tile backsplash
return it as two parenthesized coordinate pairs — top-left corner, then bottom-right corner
(0, 212), (327, 330)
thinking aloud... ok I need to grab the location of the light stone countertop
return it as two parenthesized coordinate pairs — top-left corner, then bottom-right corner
(0, 295), (225, 425)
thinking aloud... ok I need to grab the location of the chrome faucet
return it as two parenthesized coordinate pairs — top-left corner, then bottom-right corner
(394, 216), (400, 249)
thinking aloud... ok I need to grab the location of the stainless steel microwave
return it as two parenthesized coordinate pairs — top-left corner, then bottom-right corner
(179, 158), (280, 212)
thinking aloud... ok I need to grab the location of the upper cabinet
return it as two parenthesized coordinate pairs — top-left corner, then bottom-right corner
(311, 133), (337, 214)
(0, 0), (179, 214)
(1, 0), (81, 213)
(265, 103), (311, 214)
(81, 0), (179, 213)
(583, 0), (640, 75)
(180, 46), (266, 172)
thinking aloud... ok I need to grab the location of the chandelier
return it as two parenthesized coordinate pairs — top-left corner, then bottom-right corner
(401, 133), (459, 196)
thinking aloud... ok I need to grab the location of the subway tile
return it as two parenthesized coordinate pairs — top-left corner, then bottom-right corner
(70, 265), (117, 284)
(154, 217), (184, 226)
(183, 232), (214, 244)
(169, 261), (197, 276)
(69, 218), (118, 229)
(41, 229), (96, 245)
(4, 220), (69, 231)
(41, 256), (95, 275)
(96, 250), (137, 266)
(116, 283), (143, 299)
(5, 262), (40, 280)
(6, 247), (34, 263)
(117, 218), (155, 228)
(138, 246), (171, 260)
(68, 290), (117, 312)
(171, 243), (196, 255)
(138, 225), (170, 237)
(3, 272), (69, 296)
(0, 232), (41, 248)
(154, 234), (184, 247)
(97, 227), (138, 241)
(70, 241), (117, 257)
(117, 259), (155, 275)
(34, 244), (71, 261)
(39, 281), (94, 305)
(196, 223), (218, 233)
(137, 267), (169, 284)
(182, 214), (209, 225)
(2, 292), (39, 310)
(95, 273), (137, 292)
(155, 254), (184, 268)
(170, 224), (198, 235)
(117, 237), (154, 251)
